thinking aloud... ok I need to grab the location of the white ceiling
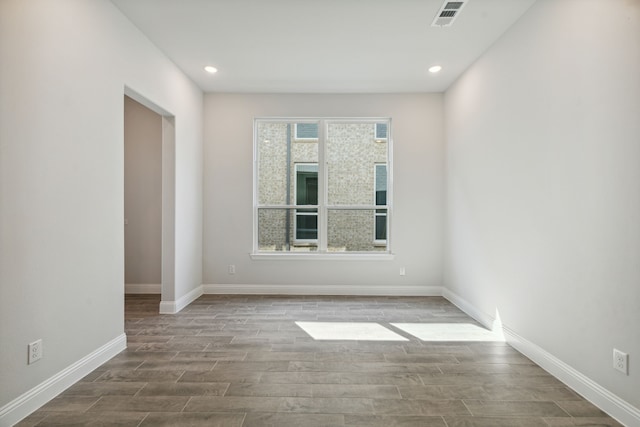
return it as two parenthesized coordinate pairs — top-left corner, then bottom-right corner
(111, 0), (536, 93)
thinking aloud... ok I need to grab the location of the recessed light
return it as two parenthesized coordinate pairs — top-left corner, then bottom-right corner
(204, 66), (218, 74)
(428, 65), (442, 73)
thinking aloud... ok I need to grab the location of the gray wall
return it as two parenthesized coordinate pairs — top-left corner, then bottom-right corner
(4, 0), (638, 422)
(124, 96), (162, 286)
(0, 0), (203, 412)
(444, 0), (639, 410)
(204, 93), (444, 290)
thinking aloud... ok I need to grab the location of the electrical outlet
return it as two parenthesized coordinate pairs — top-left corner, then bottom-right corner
(28, 339), (43, 364)
(228, 264), (236, 275)
(613, 349), (628, 375)
(399, 267), (406, 276)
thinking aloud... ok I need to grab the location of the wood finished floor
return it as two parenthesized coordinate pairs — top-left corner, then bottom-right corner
(18, 294), (622, 427)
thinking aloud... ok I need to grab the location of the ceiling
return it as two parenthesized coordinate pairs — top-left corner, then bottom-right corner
(111, 0), (536, 93)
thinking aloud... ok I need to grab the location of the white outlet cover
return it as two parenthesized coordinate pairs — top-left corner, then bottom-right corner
(28, 339), (43, 364)
(613, 349), (628, 375)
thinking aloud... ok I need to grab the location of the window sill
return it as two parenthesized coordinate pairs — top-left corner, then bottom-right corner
(250, 252), (395, 261)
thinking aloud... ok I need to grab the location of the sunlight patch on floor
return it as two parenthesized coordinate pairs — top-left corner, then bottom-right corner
(295, 321), (409, 341)
(391, 323), (505, 342)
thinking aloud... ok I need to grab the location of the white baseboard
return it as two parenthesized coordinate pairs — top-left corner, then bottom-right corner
(159, 285), (203, 314)
(202, 283), (443, 296)
(442, 288), (496, 328)
(0, 334), (126, 427)
(125, 283), (161, 294)
(442, 289), (640, 427)
(504, 326), (640, 427)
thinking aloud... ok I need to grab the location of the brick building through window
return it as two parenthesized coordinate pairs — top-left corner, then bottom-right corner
(254, 119), (391, 253)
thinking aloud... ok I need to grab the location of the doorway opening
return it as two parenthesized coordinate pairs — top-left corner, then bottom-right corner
(123, 89), (175, 314)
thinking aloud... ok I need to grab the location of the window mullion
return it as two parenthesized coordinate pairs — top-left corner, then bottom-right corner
(318, 120), (328, 252)
(253, 120), (259, 252)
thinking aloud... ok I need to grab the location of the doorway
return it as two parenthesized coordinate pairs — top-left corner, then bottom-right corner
(123, 89), (175, 311)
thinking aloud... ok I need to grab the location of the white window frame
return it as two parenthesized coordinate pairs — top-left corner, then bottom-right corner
(253, 118), (393, 259)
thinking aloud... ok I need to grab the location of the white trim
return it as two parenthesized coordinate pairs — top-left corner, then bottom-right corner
(0, 334), (126, 427)
(442, 289), (640, 427)
(442, 288), (496, 329)
(250, 252), (394, 261)
(253, 119), (259, 253)
(158, 300), (176, 314)
(318, 121), (327, 251)
(505, 325), (640, 427)
(203, 283), (442, 296)
(124, 283), (161, 294)
(159, 285), (203, 314)
(255, 118), (393, 255)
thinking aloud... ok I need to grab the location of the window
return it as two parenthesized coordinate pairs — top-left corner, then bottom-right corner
(375, 123), (388, 141)
(255, 118), (391, 254)
(294, 123), (318, 140)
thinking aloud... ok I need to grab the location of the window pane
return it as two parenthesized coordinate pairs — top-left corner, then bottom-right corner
(327, 122), (388, 205)
(375, 123), (388, 140)
(328, 209), (387, 252)
(294, 164), (318, 240)
(375, 164), (387, 206)
(295, 123), (318, 139)
(296, 164), (318, 205)
(296, 211), (318, 240)
(375, 210), (387, 241)
(257, 122), (318, 205)
(258, 208), (318, 252)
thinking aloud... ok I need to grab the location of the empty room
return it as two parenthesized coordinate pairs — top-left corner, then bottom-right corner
(0, 0), (638, 426)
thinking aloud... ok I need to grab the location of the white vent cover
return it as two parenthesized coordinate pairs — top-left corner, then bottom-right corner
(431, 1), (467, 27)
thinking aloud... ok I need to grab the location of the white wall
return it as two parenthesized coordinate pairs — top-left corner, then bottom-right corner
(124, 96), (162, 287)
(204, 94), (444, 292)
(0, 0), (202, 417)
(445, 0), (640, 416)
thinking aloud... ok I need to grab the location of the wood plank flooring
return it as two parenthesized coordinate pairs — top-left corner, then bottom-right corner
(18, 295), (622, 426)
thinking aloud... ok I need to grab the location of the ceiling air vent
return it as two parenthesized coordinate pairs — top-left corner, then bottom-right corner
(431, 1), (467, 27)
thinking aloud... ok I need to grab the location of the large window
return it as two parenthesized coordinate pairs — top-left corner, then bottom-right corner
(254, 118), (391, 254)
